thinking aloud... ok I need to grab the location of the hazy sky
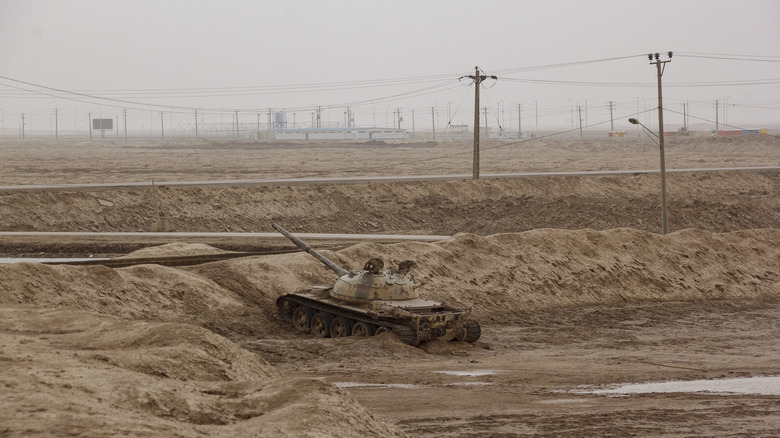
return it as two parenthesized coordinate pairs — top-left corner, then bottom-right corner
(1, 0), (779, 133)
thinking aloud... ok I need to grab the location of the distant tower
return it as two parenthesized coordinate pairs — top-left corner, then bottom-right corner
(274, 111), (288, 130)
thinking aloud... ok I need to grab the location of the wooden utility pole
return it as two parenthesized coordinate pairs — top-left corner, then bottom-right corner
(88, 112), (92, 141)
(715, 99), (719, 136)
(462, 66), (496, 180)
(483, 106), (488, 138)
(195, 109), (199, 138)
(607, 101), (615, 133)
(160, 112), (164, 140)
(54, 108), (59, 140)
(431, 106), (435, 139)
(650, 51), (672, 234)
(124, 109), (128, 140)
(577, 105), (583, 137)
(472, 68), (481, 179)
(518, 103), (522, 138)
(21, 113), (25, 140)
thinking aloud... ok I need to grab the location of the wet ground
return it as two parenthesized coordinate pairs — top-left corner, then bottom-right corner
(243, 300), (780, 437)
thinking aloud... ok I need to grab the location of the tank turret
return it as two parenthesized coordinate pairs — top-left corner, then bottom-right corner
(272, 223), (419, 303)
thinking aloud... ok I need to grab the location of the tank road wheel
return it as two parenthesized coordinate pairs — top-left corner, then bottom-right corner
(310, 312), (333, 338)
(276, 297), (295, 324)
(351, 321), (374, 337)
(455, 320), (482, 342)
(374, 326), (391, 336)
(292, 306), (313, 333)
(330, 317), (353, 338)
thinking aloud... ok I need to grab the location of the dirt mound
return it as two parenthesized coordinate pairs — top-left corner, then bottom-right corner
(0, 261), (262, 335)
(0, 307), (405, 437)
(239, 228), (779, 322)
(120, 242), (231, 258)
(343, 228), (780, 319)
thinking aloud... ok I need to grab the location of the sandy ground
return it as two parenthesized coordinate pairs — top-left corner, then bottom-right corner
(1, 136), (779, 436)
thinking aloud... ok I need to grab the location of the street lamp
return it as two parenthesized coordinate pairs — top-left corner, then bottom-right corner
(629, 117), (668, 234)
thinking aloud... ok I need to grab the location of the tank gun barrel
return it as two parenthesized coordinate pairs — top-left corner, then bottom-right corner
(272, 223), (349, 277)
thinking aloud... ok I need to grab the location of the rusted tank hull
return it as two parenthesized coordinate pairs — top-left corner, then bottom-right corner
(276, 288), (481, 346)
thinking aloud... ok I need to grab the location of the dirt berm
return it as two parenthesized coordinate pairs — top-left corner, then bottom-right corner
(1, 228), (777, 436)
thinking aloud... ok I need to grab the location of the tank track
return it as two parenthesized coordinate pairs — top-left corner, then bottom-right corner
(276, 294), (481, 347)
(276, 294), (416, 344)
(463, 320), (481, 343)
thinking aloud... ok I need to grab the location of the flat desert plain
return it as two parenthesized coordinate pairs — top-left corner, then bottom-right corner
(0, 135), (778, 437)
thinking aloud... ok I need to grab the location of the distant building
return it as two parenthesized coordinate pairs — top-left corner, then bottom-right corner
(274, 127), (408, 141)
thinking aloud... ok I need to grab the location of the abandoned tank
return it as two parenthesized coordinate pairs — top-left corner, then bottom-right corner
(272, 223), (481, 346)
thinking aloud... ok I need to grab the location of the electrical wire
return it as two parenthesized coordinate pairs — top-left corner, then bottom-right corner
(500, 77), (780, 88)
(0, 74), (462, 115)
(676, 52), (780, 63)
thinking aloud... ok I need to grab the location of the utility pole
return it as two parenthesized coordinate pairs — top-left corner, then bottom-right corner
(607, 101), (615, 133)
(686, 100), (690, 129)
(483, 106), (488, 138)
(411, 109), (415, 137)
(54, 108), (59, 140)
(577, 105), (583, 137)
(462, 66), (497, 180)
(535, 100), (538, 133)
(585, 100), (588, 127)
(715, 99), (719, 136)
(431, 106), (435, 139)
(650, 51), (672, 234)
(21, 113), (25, 140)
(124, 109), (128, 140)
(88, 112), (92, 141)
(518, 103), (522, 138)
(570, 101), (574, 129)
(160, 112), (164, 139)
(194, 109), (199, 138)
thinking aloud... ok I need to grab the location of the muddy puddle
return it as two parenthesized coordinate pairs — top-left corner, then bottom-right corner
(580, 376), (780, 396)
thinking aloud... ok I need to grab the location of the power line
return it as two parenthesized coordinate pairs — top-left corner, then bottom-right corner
(676, 52), (780, 63)
(499, 77), (780, 88)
